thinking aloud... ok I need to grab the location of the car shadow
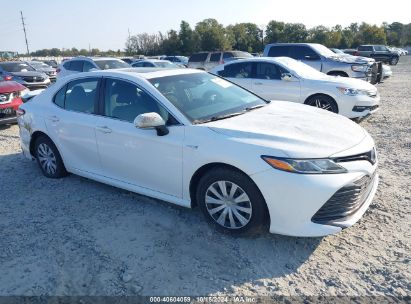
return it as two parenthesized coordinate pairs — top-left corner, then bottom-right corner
(0, 152), (323, 296)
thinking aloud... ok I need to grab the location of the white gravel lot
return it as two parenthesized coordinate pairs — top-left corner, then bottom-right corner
(0, 58), (410, 298)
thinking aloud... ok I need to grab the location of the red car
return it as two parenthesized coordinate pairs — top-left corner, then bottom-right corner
(0, 81), (28, 125)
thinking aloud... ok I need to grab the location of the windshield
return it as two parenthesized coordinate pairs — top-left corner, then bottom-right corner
(0, 62), (35, 72)
(310, 44), (336, 57)
(332, 49), (344, 54)
(94, 60), (129, 70)
(149, 72), (267, 123)
(284, 59), (328, 79)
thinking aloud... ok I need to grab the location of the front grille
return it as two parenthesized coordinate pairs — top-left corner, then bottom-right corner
(312, 172), (376, 225)
(332, 148), (377, 165)
(22, 76), (45, 83)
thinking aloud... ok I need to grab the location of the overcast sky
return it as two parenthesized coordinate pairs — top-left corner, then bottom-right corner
(2, 0), (410, 53)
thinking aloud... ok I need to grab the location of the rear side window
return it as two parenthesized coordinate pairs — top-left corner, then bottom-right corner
(209, 53), (221, 62)
(359, 46), (373, 51)
(221, 62), (253, 78)
(64, 78), (99, 113)
(189, 53), (208, 62)
(223, 52), (234, 59)
(67, 60), (83, 72)
(292, 46), (320, 60)
(267, 45), (292, 57)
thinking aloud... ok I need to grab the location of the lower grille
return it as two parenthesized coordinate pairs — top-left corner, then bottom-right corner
(312, 172), (376, 225)
(22, 76), (45, 83)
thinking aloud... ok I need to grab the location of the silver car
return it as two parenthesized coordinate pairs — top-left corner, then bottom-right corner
(188, 51), (253, 71)
(263, 43), (381, 84)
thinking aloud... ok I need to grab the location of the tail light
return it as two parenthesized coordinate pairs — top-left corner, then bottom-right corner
(219, 60), (224, 65)
(4, 75), (13, 81)
(354, 51), (359, 56)
(16, 108), (25, 117)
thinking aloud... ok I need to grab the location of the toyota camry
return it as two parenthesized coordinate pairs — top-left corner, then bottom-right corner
(17, 68), (378, 237)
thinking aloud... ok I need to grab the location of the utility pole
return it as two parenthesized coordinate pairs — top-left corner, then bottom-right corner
(20, 11), (30, 55)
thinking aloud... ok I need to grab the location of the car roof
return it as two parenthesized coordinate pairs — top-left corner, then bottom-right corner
(217, 56), (296, 66)
(68, 68), (204, 80)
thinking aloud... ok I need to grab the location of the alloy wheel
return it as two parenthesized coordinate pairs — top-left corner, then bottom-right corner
(37, 143), (57, 175)
(205, 180), (252, 229)
(313, 98), (333, 111)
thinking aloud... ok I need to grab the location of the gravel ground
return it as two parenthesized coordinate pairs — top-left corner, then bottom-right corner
(0, 58), (410, 298)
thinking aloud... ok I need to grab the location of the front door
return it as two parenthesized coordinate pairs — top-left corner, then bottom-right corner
(94, 78), (184, 198)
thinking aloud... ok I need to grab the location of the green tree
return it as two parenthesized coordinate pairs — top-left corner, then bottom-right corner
(179, 21), (197, 55)
(195, 18), (230, 51)
(265, 21), (285, 43)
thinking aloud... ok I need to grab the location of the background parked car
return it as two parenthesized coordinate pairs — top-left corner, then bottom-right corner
(0, 61), (50, 90)
(188, 51), (253, 70)
(263, 43), (380, 84)
(57, 57), (130, 79)
(131, 59), (183, 68)
(163, 56), (188, 67)
(210, 57), (380, 119)
(356, 45), (400, 65)
(27, 61), (57, 82)
(40, 59), (58, 69)
(0, 80), (29, 125)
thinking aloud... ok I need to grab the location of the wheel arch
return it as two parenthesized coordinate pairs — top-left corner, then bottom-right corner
(189, 162), (266, 208)
(326, 71), (349, 77)
(304, 93), (339, 113)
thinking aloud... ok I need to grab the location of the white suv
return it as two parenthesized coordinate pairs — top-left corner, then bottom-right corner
(56, 57), (129, 79)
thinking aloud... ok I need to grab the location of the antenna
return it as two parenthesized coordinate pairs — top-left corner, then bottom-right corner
(20, 11), (30, 55)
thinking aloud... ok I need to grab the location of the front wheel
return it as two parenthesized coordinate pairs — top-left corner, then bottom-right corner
(196, 168), (268, 235)
(305, 95), (338, 113)
(34, 135), (68, 178)
(390, 57), (399, 65)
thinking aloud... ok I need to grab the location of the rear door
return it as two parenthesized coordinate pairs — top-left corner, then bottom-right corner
(219, 61), (254, 90)
(45, 77), (102, 174)
(252, 61), (301, 102)
(205, 52), (222, 70)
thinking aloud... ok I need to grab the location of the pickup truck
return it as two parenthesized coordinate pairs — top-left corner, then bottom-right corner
(356, 45), (400, 65)
(263, 43), (382, 84)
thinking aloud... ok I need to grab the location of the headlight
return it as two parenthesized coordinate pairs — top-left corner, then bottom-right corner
(19, 88), (30, 98)
(351, 65), (367, 72)
(261, 156), (347, 174)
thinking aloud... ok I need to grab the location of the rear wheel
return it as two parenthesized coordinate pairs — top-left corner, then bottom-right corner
(196, 168), (268, 235)
(305, 95), (339, 113)
(34, 135), (67, 178)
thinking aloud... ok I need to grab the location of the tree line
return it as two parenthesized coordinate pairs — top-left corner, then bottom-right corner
(29, 19), (411, 57)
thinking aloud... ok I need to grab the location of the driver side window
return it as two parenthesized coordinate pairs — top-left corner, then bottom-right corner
(103, 79), (178, 125)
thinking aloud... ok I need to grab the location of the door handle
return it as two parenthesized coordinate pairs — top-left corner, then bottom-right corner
(96, 126), (112, 134)
(48, 115), (60, 122)
(254, 82), (263, 85)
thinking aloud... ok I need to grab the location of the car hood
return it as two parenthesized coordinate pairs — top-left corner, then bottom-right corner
(330, 55), (374, 64)
(205, 102), (367, 158)
(309, 74), (378, 91)
(0, 80), (26, 93)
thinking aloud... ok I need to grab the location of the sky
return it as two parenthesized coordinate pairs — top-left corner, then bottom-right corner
(1, 0), (410, 54)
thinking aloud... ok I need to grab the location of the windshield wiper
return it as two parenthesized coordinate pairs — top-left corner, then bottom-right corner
(194, 111), (246, 124)
(245, 104), (266, 111)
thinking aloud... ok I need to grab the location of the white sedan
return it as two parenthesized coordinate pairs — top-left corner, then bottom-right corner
(210, 57), (380, 119)
(17, 68), (378, 237)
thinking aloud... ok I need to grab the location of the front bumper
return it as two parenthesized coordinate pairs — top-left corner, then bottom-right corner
(338, 93), (380, 119)
(0, 97), (23, 125)
(251, 157), (378, 237)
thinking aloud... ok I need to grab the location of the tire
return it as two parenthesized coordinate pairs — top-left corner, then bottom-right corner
(390, 57), (399, 65)
(196, 167), (268, 235)
(34, 135), (68, 178)
(305, 94), (339, 113)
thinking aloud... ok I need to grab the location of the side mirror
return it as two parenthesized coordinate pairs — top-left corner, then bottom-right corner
(134, 112), (169, 136)
(281, 73), (293, 81)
